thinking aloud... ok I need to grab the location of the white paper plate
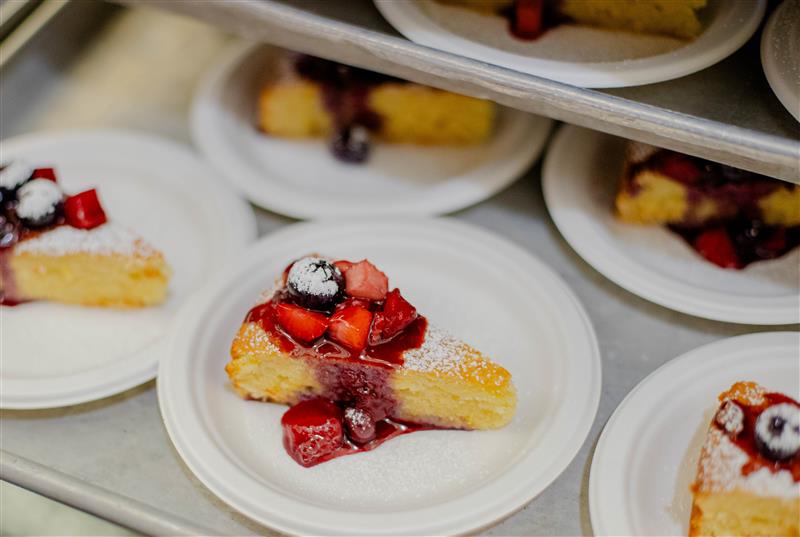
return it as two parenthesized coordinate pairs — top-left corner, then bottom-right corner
(762, 0), (800, 122)
(158, 218), (601, 535)
(0, 130), (256, 409)
(191, 42), (552, 219)
(542, 125), (800, 325)
(375, 0), (765, 88)
(589, 331), (800, 536)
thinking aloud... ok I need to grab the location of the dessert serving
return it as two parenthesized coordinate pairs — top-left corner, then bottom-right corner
(226, 256), (517, 467)
(690, 381), (799, 537)
(433, 0), (707, 40)
(615, 142), (800, 269)
(0, 161), (170, 307)
(258, 53), (495, 163)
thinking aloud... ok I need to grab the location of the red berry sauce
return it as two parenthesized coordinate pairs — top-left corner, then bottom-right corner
(627, 150), (800, 269)
(244, 258), (441, 467)
(714, 392), (800, 481)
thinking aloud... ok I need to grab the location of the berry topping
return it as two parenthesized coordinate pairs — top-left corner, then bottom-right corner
(15, 179), (64, 228)
(344, 259), (388, 301)
(513, 0), (544, 39)
(334, 260), (354, 274)
(330, 125), (371, 164)
(0, 160), (33, 192)
(64, 189), (107, 229)
(31, 168), (57, 182)
(328, 305), (373, 352)
(286, 257), (344, 311)
(659, 153), (702, 184)
(275, 302), (329, 343)
(334, 296), (373, 313)
(754, 403), (800, 461)
(369, 288), (418, 346)
(693, 228), (742, 269)
(281, 398), (344, 467)
(343, 407), (377, 444)
(0, 215), (19, 249)
(715, 400), (744, 436)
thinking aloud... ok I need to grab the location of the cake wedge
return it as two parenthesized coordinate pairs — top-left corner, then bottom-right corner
(226, 256), (517, 466)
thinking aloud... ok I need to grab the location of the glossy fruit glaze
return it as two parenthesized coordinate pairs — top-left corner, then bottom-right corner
(628, 150), (800, 269)
(293, 55), (400, 163)
(714, 392), (800, 481)
(244, 257), (437, 467)
(498, 0), (560, 40)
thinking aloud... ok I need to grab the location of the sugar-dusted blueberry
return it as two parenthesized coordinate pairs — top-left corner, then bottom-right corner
(714, 400), (744, 436)
(344, 406), (376, 444)
(0, 215), (19, 249)
(15, 179), (64, 228)
(286, 257), (344, 311)
(331, 125), (371, 163)
(754, 403), (800, 461)
(0, 160), (34, 201)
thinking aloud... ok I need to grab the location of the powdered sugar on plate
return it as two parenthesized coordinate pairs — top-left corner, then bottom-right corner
(14, 223), (156, 257)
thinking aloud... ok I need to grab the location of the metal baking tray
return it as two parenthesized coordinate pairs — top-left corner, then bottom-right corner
(120, 0), (800, 183)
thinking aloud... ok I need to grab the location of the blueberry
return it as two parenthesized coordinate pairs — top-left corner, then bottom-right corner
(286, 257), (344, 311)
(343, 407), (376, 444)
(331, 125), (371, 163)
(715, 400), (744, 436)
(0, 215), (19, 249)
(754, 403), (800, 461)
(15, 179), (64, 228)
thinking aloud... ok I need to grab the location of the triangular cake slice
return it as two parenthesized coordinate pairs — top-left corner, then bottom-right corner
(690, 381), (800, 537)
(226, 256), (516, 466)
(0, 161), (170, 307)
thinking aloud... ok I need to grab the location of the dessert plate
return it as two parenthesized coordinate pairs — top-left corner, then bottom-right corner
(762, 0), (800, 122)
(542, 125), (800, 325)
(0, 130), (256, 409)
(191, 42), (552, 219)
(374, 0), (765, 88)
(158, 218), (601, 535)
(589, 331), (800, 536)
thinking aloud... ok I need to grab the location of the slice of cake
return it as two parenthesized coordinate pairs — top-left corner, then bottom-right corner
(615, 142), (800, 269)
(690, 381), (799, 537)
(434, 0), (707, 40)
(226, 256), (516, 467)
(258, 53), (495, 162)
(0, 161), (170, 307)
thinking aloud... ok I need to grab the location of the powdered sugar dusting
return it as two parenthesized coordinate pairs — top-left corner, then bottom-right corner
(696, 426), (799, 499)
(0, 160), (33, 190)
(15, 179), (63, 220)
(404, 325), (487, 377)
(714, 401), (744, 435)
(14, 223), (156, 257)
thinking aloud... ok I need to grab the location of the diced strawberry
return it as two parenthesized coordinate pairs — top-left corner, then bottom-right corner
(334, 260), (354, 274)
(281, 398), (344, 467)
(328, 306), (373, 352)
(693, 228), (742, 269)
(660, 153), (701, 184)
(64, 189), (107, 229)
(514, 0), (543, 39)
(344, 259), (388, 300)
(369, 288), (418, 346)
(275, 302), (329, 343)
(31, 168), (57, 182)
(334, 296), (373, 312)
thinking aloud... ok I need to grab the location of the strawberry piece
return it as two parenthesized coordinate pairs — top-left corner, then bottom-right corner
(328, 305), (373, 352)
(31, 168), (57, 182)
(369, 288), (418, 346)
(334, 260), (354, 274)
(514, 0), (543, 39)
(275, 302), (329, 343)
(64, 189), (107, 229)
(334, 296), (373, 313)
(693, 228), (742, 269)
(660, 153), (701, 184)
(344, 260), (388, 300)
(281, 398), (344, 467)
